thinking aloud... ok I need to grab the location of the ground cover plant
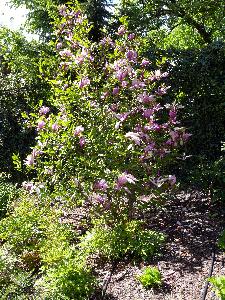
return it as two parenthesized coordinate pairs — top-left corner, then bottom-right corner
(137, 266), (162, 288)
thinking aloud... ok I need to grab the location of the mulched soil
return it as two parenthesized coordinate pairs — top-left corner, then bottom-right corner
(91, 190), (225, 300)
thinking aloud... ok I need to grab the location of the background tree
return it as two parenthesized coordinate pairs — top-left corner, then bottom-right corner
(9, 0), (112, 41)
(0, 27), (51, 178)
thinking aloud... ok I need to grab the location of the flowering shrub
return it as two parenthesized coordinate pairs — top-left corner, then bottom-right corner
(21, 2), (189, 222)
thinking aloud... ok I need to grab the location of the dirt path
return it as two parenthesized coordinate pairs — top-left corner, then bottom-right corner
(93, 190), (225, 300)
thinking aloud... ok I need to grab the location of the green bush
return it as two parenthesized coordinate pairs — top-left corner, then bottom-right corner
(0, 173), (18, 219)
(0, 194), (95, 299)
(137, 266), (162, 288)
(80, 220), (165, 260)
(209, 276), (225, 300)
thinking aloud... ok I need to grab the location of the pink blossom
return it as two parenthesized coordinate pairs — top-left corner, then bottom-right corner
(117, 25), (126, 35)
(79, 136), (86, 147)
(116, 173), (138, 189)
(117, 112), (129, 122)
(121, 80), (128, 87)
(60, 62), (71, 71)
(151, 124), (161, 131)
(22, 181), (35, 192)
(37, 120), (46, 131)
(116, 70), (127, 81)
(182, 132), (192, 142)
(156, 86), (171, 96)
(56, 42), (63, 49)
(169, 108), (176, 119)
(126, 50), (137, 62)
(128, 33), (135, 40)
(39, 106), (50, 115)
(110, 103), (118, 112)
(170, 130), (179, 141)
(78, 77), (90, 88)
(142, 109), (153, 119)
(74, 125), (84, 136)
(131, 78), (145, 89)
(141, 59), (150, 67)
(59, 49), (73, 58)
(144, 143), (155, 152)
(138, 92), (155, 104)
(58, 5), (67, 16)
(112, 86), (120, 95)
(32, 149), (42, 157)
(93, 179), (108, 191)
(168, 175), (176, 185)
(25, 154), (35, 166)
(125, 132), (141, 145)
(52, 123), (60, 132)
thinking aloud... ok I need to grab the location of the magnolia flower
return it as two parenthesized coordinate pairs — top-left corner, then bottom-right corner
(121, 80), (128, 87)
(116, 70), (127, 81)
(52, 123), (60, 132)
(93, 179), (108, 191)
(74, 125), (84, 136)
(141, 59), (150, 67)
(126, 50), (137, 62)
(144, 143), (155, 152)
(25, 154), (35, 166)
(101, 91), (109, 99)
(170, 130), (179, 141)
(39, 106), (50, 115)
(117, 25), (126, 35)
(182, 132), (192, 142)
(78, 77), (90, 88)
(56, 42), (63, 49)
(168, 175), (176, 185)
(128, 33), (135, 40)
(116, 173), (138, 189)
(22, 181), (35, 192)
(37, 120), (46, 131)
(112, 86), (120, 95)
(125, 132), (141, 145)
(79, 137), (86, 148)
(142, 109), (153, 119)
(138, 92), (155, 104)
(131, 78), (145, 89)
(59, 49), (73, 58)
(156, 86), (171, 96)
(58, 5), (67, 16)
(32, 148), (42, 157)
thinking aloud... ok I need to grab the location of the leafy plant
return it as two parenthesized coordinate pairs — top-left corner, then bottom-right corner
(209, 276), (225, 300)
(0, 193), (95, 299)
(0, 173), (18, 219)
(80, 220), (165, 260)
(137, 266), (162, 288)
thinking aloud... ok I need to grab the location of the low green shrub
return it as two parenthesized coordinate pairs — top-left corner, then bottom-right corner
(0, 194), (95, 299)
(209, 276), (225, 300)
(80, 220), (165, 260)
(137, 266), (162, 288)
(0, 173), (18, 219)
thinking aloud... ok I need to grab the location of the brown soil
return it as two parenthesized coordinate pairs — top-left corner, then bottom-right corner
(91, 190), (225, 300)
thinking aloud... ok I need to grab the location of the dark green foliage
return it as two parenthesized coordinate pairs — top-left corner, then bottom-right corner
(137, 266), (162, 288)
(0, 28), (51, 177)
(10, 0), (112, 41)
(119, 0), (225, 45)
